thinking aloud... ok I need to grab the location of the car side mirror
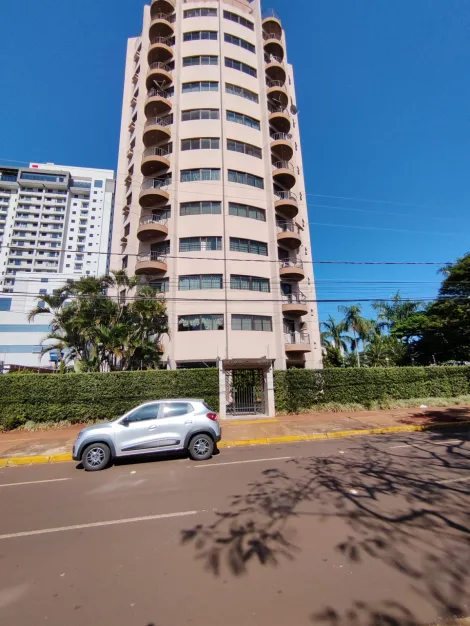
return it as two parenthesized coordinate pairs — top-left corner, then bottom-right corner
(121, 417), (130, 426)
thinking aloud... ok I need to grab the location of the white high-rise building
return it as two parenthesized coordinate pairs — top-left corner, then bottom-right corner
(112, 0), (322, 373)
(0, 163), (115, 369)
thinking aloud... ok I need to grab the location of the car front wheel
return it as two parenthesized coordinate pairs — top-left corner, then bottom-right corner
(188, 434), (214, 461)
(81, 443), (111, 471)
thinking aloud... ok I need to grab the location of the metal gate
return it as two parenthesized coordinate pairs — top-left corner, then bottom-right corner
(225, 368), (266, 416)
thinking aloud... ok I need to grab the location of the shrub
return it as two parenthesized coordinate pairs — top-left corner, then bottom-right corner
(274, 367), (470, 413)
(0, 369), (219, 430)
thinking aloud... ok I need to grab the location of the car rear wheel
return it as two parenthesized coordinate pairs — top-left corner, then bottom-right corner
(188, 434), (214, 461)
(81, 443), (111, 471)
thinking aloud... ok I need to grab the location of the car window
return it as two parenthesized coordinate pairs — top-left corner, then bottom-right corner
(162, 402), (193, 418)
(127, 404), (160, 422)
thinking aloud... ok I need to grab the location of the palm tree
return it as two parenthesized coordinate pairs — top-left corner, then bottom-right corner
(338, 304), (371, 367)
(372, 292), (422, 332)
(321, 315), (351, 365)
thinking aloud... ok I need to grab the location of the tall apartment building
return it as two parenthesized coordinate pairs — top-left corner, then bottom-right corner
(113, 0), (322, 372)
(0, 163), (115, 368)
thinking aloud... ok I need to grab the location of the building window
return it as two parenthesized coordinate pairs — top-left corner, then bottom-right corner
(232, 315), (273, 331)
(178, 314), (224, 331)
(226, 110), (260, 130)
(231, 275), (270, 292)
(182, 108), (219, 121)
(94, 180), (103, 188)
(223, 10), (254, 30)
(41, 278), (48, 283)
(179, 236), (222, 252)
(224, 33), (255, 53)
(225, 57), (257, 78)
(229, 202), (265, 221)
(122, 255), (128, 269)
(183, 31), (217, 41)
(230, 237), (268, 256)
(180, 201), (221, 215)
(179, 275), (223, 290)
(123, 223), (130, 237)
(180, 168), (220, 182)
(0, 298), (12, 312)
(182, 81), (219, 93)
(227, 139), (262, 159)
(181, 137), (220, 151)
(225, 82), (258, 103)
(183, 55), (218, 66)
(148, 278), (169, 293)
(228, 169), (264, 189)
(184, 7), (217, 17)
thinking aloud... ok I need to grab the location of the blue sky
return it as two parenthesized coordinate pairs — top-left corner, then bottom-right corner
(1, 0), (469, 323)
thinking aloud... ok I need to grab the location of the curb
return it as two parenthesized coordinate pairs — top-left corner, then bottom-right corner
(1, 421), (469, 467)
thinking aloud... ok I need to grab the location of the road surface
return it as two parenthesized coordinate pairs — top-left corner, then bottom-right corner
(0, 431), (469, 626)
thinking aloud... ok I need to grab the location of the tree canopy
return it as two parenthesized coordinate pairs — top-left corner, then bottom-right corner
(29, 271), (168, 372)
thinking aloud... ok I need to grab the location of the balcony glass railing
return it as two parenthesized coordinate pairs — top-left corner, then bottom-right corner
(282, 292), (307, 305)
(20, 173), (66, 183)
(263, 31), (282, 41)
(277, 221), (300, 234)
(151, 12), (176, 23)
(150, 36), (175, 47)
(144, 116), (172, 129)
(272, 161), (295, 172)
(71, 181), (92, 189)
(285, 331), (310, 345)
(143, 147), (170, 159)
(141, 178), (172, 191)
(271, 132), (292, 142)
(148, 62), (173, 74)
(0, 175), (17, 182)
(137, 252), (167, 263)
(140, 215), (168, 226)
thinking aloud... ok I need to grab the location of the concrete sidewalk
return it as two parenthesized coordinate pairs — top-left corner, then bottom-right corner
(1, 404), (470, 464)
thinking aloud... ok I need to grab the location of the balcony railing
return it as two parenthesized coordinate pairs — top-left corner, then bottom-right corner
(263, 9), (281, 20)
(282, 292), (306, 305)
(137, 252), (167, 263)
(140, 215), (168, 226)
(275, 190), (297, 202)
(141, 178), (172, 191)
(150, 36), (175, 47)
(0, 175), (17, 182)
(277, 221), (300, 234)
(147, 88), (173, 100)
(71, 181), (92, 189)
(285, 331), (310, 345)
(263, 31), (282, 41)
(143, 147), (170, 159)
(272, 161), (294, 172)
(271, 132), (292, 142)
(144, 116), (172, 129)
(279, 258), (304, 270)
(265, 53), (283, 65)
(268, 103), (288, 115)
(148, 62), (173, 75)
(151, 12), (176, 23)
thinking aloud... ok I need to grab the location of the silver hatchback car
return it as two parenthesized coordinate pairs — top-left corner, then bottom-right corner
(72, 399), (221, 471)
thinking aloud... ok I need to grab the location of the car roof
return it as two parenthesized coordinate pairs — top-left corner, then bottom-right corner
(142, 399), (205, 403)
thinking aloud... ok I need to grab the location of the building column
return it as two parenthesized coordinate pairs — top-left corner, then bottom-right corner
(218, 359), (226, 420)
(265, 363), (276, 417)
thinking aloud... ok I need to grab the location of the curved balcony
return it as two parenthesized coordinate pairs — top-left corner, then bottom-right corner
(271, 132), (293, 161)
(148, 36), (174, 65)
(262, 11), (283, 37)
(141, 147), (170, 177)
(135, 252), (168, 276)
(268, 106), (291, 134)
(277, 221), (302, 250)
(266, 79), (289, 108)
(282, 293), (308, 317)
(139, 178), (171, 207)
(145, 88), (172, 118)
(279, 259), (305, 281)
(275, 191), (298, 219)
(285, 332), (311, 354)
(272, 161), (296, 189)
(146, 62), (173, 90)
(150, 0), (175, 18)
(137, 215), (169, 242)
(265, 53), (286, 84)
(149, 12), (175, 40)
(143, 116), (172, 147)
(263, 30), (284, 61)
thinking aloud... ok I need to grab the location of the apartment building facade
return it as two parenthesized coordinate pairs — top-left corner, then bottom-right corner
(113, 0), (322, 373)
(0, 163), (115, 368)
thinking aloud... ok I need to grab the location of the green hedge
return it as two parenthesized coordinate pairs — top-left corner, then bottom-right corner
(0, 369), (219, 430)
(274, 366), (470, 413)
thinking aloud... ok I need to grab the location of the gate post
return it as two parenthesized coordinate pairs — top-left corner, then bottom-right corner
(218, 359), (227, 420)
(265, 363), (276, 417)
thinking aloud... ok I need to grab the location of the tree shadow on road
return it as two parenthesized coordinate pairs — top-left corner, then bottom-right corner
(181, 432), (470, 624)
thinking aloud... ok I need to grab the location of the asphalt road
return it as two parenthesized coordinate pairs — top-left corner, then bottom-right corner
(0, 431), (469, 626)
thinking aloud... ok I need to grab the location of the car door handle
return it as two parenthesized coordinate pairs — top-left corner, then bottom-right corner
(148, 425), (158, 431)
(185, 420), (193, 425)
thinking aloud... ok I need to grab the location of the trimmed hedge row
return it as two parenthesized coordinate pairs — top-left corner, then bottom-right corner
(0, 369), (219, 430)
(274, 366), (470, 413)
